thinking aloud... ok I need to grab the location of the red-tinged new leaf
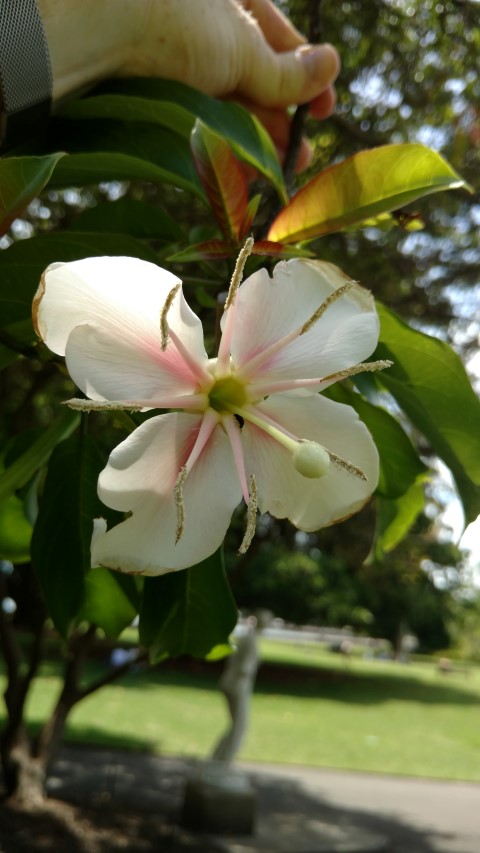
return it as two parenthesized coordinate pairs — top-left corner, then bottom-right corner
(191, 120), (248, 241)
(168, 239), (238, 262)
(252, 240), (314, 259)
(268, 143), (469, 244)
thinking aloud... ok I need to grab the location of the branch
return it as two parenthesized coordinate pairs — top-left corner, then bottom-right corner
(77, 649), (149, 702)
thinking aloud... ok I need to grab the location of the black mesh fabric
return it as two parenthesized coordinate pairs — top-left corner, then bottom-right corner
(0, 0), (52, 146)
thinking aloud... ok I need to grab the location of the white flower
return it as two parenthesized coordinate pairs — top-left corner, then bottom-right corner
(33, 244), (386, 575)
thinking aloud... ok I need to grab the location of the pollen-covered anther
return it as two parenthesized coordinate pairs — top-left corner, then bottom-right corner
(174, 465), (188, 544)
(160, 283), (180, 351)
(328, 450), (367, 481)
(238, 474), (257, 555)
(293, 440), (330, 478)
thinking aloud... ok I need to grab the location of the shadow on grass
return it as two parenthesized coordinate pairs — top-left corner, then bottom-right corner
(111, 663), (480, 707)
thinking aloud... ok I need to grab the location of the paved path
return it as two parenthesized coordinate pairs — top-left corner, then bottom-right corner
(49, 746), (480, 852)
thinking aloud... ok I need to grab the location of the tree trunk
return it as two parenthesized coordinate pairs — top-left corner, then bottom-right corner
(1, 725), (46, 806)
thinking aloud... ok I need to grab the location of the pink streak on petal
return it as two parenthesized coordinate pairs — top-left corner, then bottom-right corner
(184, 408), (221, 474)
(248, 404), (299, 443)
(222, 416), (250, 504)
(168, 328), (213, 386)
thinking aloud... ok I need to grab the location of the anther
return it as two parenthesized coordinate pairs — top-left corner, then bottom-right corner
(174, 466), (188, 543)
(160, 284), (180, 351)
(328, 450), (367, 481)
(238, 475), (257, 555)
(300, 281), (357, 336)
(224, 237), (254, 311)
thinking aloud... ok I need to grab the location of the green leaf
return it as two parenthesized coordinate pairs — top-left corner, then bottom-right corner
(252, 240), (315, 259)
(0, 494), (33, 563)
(0, 408), (79, 505)
(49, 131), (204, 199)
(374, 477), (426, 560)
(168, 239), (237, 262)
(326, 382), (427, 499)
(267, 143), (469, 243)
(191, 121), (249, 241)
(0, 153), (65, 235)
(31, 432), (107, 638)
(69, 198), (184, 240)
(139, 548), (237, 662)
(68, 80), (286, 198)
(0, 231), (161, 329)
(375, 303), (480, 524)
(81, 568), (140, 639)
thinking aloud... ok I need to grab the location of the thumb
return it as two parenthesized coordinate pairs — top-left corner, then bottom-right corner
(235, 41), (340, 108)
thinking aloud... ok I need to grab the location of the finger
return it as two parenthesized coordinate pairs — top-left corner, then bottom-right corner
(237, 40), (340, 109)
(309, 86), (337, 120)
(241, 0), (306, 52)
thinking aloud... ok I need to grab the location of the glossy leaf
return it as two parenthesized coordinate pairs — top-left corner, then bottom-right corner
(326, 382), (427, 500)
(191, 121), (248, 241)
(81, 568), (141, 639)
(252, 240), (315, 259)
(267, 144), (468, 244)
(241, 194), (262, 236)
(0, 153), (65, 235)
(139, 548), (237, 662)
(76, 79), (286, 198)
(69, 198), (184, 240)
(374, 478), (426, 560)
(0, 494), (32, 563)
(49, 124), (204, 198)
(0, 231), (160, 329)
(31, 432), (105, 637)
(0, 408), (79, 505)
(375, 303), (480, 524)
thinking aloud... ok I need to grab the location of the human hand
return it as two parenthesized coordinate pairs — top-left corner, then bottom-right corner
(39, 0), (340, 170)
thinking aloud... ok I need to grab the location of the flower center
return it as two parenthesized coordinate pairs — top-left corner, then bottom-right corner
(208, 375), (248, 414)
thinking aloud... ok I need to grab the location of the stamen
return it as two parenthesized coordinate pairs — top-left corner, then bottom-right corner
(224, 236), (255, 311)
(222, 416), (250, 504)
(238, 281), (358, 380)
(174, 466), (188, 544)
(249, 360), (393, 398)
(328, 450), (367, 481)
(160, 284), (180, 351)
(238, 475), (257, 555)
(300, 281), (356, 335)
(172, 411), (220, 544)
(217, 237), (254, 372)
(63, 393), (209, 412)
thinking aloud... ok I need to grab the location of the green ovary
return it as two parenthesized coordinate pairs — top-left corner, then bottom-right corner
(209, 375), (248, 414)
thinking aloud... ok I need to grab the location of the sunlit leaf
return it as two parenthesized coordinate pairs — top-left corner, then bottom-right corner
(0, 153), (65, 235)
(139, 548), (237, 662)
(374, 477), (426, 560)
(0, 494), (32, 563)
(375, 303), (480, 524)
(191, 121), (248, 241)
(268, 144), (469, 243)
(74, 79), (286, 199)
(81, 568), (140, 639)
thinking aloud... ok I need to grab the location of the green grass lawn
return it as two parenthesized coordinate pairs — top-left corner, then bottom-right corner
(3, 638), (480, 782)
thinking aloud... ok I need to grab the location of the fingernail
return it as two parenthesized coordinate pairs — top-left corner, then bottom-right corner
(298, 44), (340, 82)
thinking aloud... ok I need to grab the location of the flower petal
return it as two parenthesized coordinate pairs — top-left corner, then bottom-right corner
(34, 257), (208, 390)
(91, 412), (241, 574)
(242, 392), (379, 531)
(65, 323), (205, 403)
(228, 259), (379, 383)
